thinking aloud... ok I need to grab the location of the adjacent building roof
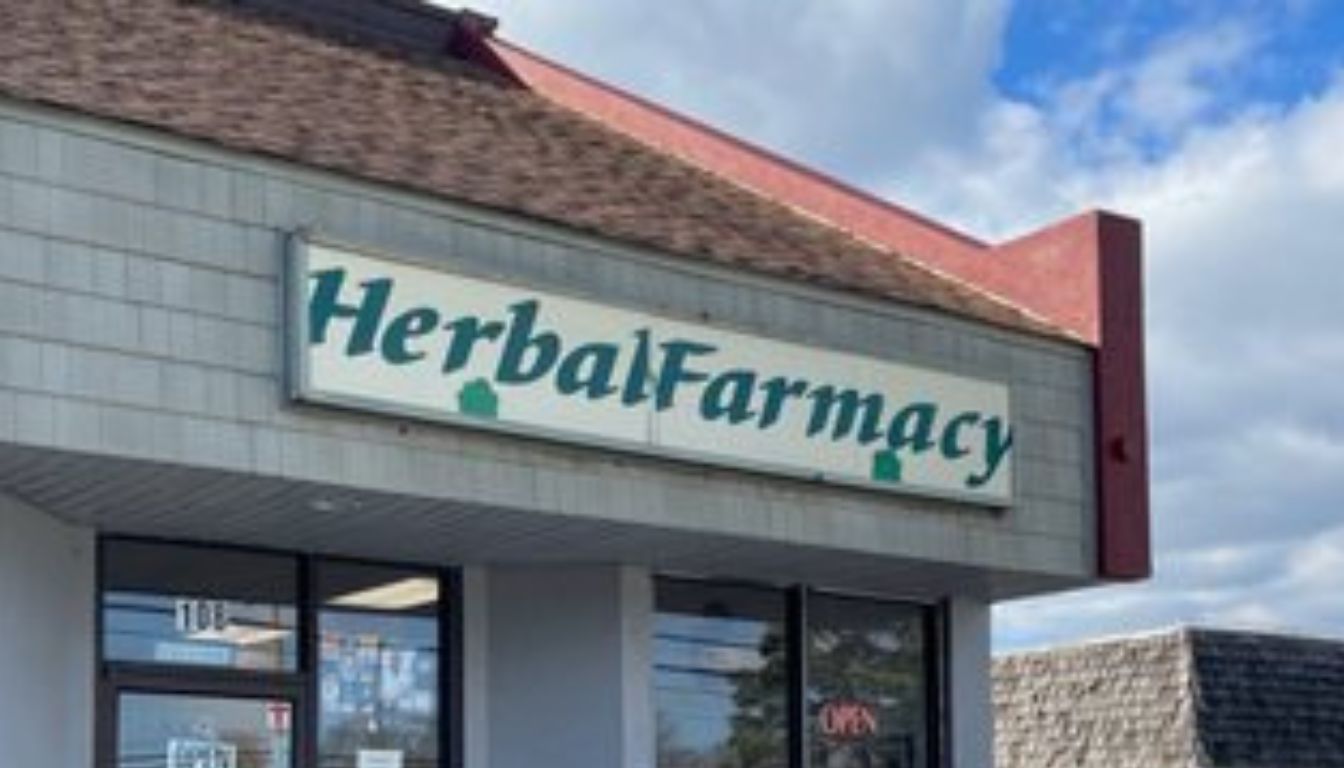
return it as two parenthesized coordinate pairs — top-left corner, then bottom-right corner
(0, 0), (1063, 338)
(994, 627), (1344, 768)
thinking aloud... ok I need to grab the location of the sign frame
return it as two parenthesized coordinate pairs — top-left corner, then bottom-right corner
(285, 233), (1015, 508)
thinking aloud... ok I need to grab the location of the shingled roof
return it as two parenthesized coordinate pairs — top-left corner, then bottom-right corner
(0, 0), (1063, 339)
(994, 627), (1344, 768)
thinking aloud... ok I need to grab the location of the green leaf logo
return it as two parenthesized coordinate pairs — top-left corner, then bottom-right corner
(871, 450), (902, 484)
(457, 378), (499, 419)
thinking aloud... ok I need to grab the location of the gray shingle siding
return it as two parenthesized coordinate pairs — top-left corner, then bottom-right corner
(0, 97), (1096, 586)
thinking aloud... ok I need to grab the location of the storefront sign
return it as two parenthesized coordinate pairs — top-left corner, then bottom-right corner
(818, 700), (879, 741)
(357, 750), (404, 768)
(174, 599), (231, 636)
(153, 642), (234, 667)
(288, 240), (1014, 502)
(265, 703), (292, 734)
(168, 739), (237, 768)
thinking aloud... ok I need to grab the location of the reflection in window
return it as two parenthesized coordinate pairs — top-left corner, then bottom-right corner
(117, 692), (292, 768)
(102, 540), (299, 672)
(655, 579), (789, 768)
(808, 596), (928, 768)
(317, 562), (441, 768)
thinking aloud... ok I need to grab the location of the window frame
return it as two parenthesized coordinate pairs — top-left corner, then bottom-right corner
(94, 536), (463, 768)
(653, 576), (948, 768)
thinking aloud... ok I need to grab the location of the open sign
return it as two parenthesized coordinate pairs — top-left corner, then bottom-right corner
(818, 700), (879, 740)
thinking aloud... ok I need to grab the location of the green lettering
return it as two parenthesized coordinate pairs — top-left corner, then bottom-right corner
(701, 369), (758, 424)
(967, 417), (1013, 488)
(757, 376), (809, 430)
(308, 268), (390, 356)
(939, 411), (981, 459)
(886, 402), (938, 453)
(381, 306), (440, 364)
(442, 315), (505, 374)
(654, 340), (716, 410)
(496, 300), (559, 385)
(621, 329), (654, 406)
(557, 343), (620, 399)
(806, 386), (885, 444)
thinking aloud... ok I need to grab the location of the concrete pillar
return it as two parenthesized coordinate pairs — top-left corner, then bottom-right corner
(462, 566), (492, 768)
(484, 564), (654, 768)
(618, 568), (655, 768)
(0, 492), (96, 768)
(947, 597), (993, 768)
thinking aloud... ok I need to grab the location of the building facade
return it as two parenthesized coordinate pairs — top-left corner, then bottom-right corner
(0, 2), (1148, 768)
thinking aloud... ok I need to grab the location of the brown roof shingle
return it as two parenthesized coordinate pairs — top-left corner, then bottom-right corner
(0, 0), (1064, 338)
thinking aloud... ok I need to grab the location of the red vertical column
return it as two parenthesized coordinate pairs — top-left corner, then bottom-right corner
(1095, 213), (1150, 579)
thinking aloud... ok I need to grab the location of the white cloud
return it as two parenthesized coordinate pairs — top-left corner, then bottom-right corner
(1121, 22), (1262, 134)
(1000, 523), (1344, 650)
(463, 0), (1010, 183)
(990, 67), (1344, 648)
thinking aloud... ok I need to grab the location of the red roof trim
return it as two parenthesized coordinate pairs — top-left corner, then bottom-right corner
(486, 38), (988, 251)
(481, 37), (1112, 343)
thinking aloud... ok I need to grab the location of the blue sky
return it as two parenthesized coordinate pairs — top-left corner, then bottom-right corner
(1001, 1), (1342, 106)
(461, 0), (1344, 652)
(1000, 1), (1344, 160)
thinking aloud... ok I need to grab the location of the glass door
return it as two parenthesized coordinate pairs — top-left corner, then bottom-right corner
(98, 539), (456, 768)
(100, 539), (306, 768)
(116, 692), (295, 768)
(806, 595), (931, 768)
(652, 579), (943, 768)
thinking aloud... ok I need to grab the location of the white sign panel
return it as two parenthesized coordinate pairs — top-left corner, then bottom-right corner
(288, 240), (1014, 503)
(168, 739), (237, 768)
(357, 750), (404, 768)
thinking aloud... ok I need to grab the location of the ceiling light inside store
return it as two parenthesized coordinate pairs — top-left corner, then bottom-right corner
(330, 577), (440, 610)
(189, 625), (291, 647)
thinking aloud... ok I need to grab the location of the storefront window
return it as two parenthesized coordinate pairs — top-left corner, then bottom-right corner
(654, 580), (790, 768)
(317, 562), (442, 768)
(102, 540), (299, 672)
(807, 595), (929, 768)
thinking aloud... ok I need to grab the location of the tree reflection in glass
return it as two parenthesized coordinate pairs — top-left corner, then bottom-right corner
(654, 580), (788, 768)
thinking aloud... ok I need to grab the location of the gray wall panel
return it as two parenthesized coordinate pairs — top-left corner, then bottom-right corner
(0, 492), (95, 768)
(0, 99), (1097, 582)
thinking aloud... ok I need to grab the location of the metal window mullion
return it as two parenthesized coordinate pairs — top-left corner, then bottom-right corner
(442, 568), (465, 768)
(299, 555), (318, 768)
(932, 601), (952, 768)
(788, 586), (809, 768)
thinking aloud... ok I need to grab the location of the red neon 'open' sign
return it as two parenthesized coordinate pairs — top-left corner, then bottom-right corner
(818, 700), (879, 740)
